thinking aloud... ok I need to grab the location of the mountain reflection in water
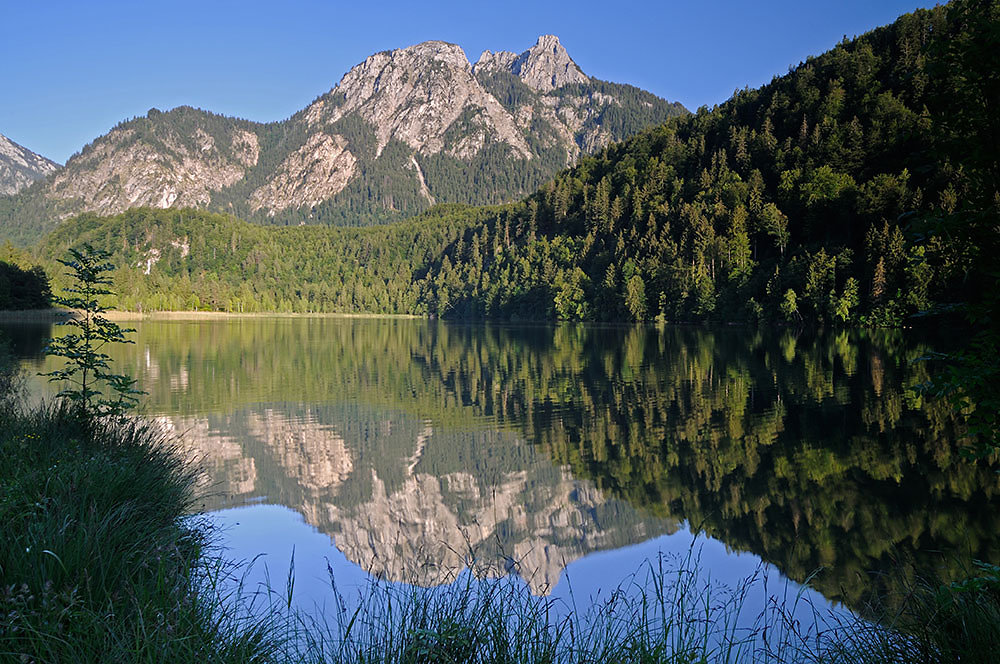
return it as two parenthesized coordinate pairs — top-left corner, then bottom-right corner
(8, 318), (1000, 612)
(160, 404), (675, 595)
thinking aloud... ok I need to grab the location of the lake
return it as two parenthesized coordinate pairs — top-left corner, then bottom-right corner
(6, 317), (999, 636)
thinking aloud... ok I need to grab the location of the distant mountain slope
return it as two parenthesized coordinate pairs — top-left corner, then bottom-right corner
(49, 108), (261, 215)
(0, 133), (59, 196)
(0, 35), (685, 245)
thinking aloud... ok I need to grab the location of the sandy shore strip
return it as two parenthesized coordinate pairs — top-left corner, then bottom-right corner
(0, 309), (422, 322)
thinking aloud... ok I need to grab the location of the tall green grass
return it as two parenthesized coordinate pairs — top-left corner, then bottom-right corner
(0, 390), (291, 663)
(813, 561), (1000, 664)
(283, 551), (811, 663)
(263, 549), (1000, 664)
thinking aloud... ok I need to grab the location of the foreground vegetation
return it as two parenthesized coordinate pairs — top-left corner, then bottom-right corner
(0, 399), (280, 660)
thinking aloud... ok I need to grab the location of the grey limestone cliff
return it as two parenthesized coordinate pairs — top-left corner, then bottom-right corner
(0, 133), (60, 196)
(48, 121), (259, 216)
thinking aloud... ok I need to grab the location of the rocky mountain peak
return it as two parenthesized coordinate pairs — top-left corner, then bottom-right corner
(325, 39), (475, 112)
(401, 40), (471, 69)
(515, 34), (589, 91)
(475, 35), (589, 92)
(0, 133), (60, 196)
(305, 38), (531, 160)
(474, 49), (519, 74)
(1, 34), (685, 242)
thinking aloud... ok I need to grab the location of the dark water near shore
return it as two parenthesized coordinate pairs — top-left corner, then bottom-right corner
(6, 318), (999, 622)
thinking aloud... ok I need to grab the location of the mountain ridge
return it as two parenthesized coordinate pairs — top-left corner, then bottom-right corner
(30, 2), (997, 331)
(0, 35), (686, 245)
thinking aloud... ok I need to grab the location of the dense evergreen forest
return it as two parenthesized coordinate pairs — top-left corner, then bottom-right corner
(14, 1), (998, 329)
(36, 206), (490, 314)
(0, 244), (52, 310)
(0, 261), (50, 310)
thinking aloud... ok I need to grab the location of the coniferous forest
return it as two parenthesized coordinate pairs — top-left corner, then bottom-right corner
(417, 2), (997, 325)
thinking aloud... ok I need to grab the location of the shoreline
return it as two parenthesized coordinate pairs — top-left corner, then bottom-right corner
(0, 308), (931, 330)
(0, 308), (423, 322)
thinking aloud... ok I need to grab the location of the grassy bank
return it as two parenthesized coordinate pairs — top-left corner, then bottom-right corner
(0, 387), (286, 661)
(3, 359), (999, 663)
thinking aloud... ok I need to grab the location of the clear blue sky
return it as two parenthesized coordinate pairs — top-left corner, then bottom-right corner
(2, 0), (935, 165)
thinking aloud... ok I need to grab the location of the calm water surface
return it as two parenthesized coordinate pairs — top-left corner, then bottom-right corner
(6, 318), (999, 626)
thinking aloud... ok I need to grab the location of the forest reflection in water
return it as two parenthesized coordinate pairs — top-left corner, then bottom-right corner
(6, 317), (999, 614)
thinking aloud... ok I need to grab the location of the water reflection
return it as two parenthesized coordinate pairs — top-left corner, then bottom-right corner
(8, 318), (999, 613)
(162, 404), (675, 594)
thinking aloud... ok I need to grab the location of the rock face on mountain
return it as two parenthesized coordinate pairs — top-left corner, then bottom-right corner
(476, 34), (590, 91)
(304, 41), (533, 161)
(0, 133), (59, 196)
(48, 116), (260, 216)
(0, 35), (686, 244)
(247, 132), (358, 212)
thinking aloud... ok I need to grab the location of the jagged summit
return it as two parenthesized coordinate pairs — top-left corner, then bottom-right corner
(475, 34), (589, 91)
(0, 133), (60, 196)
(306, 38), (530, 161)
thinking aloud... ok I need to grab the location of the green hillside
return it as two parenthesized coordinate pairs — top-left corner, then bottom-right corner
(419, 1), (997, 325)
(37, 204), (496, 313)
